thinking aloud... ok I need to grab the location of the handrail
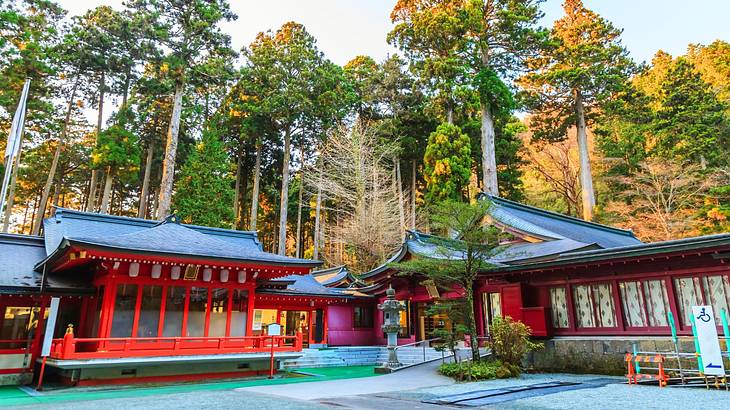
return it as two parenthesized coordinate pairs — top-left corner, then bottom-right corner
(393, 337), (441, 350)
(48, 333), (304, 360)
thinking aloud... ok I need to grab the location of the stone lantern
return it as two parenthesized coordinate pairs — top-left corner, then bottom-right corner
(376, 286), (406, 372)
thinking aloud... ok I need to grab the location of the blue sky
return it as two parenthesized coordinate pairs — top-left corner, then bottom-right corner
(58, 0), (730, 66)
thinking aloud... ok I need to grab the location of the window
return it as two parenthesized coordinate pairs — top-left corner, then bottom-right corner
(252, 309), (278, 336)
(675, 275), (730, 326)
(398, 301), (410, 337)
(619, 280), (671, 328)
(111, 284), (138, 337)
(186, 287), (208, 337)
(230, 290), (248, 337)
(572, 283), (616, 328)
(353, 306), (373, 328)
(209, 288), (228, 337)
(674, 277), (703, 326)
(137, 285), (163, 337)
(1, 307), (44, 348)
(549, 287), (569, 329)
(162, 286), (186, 337)
(701, 275), (730, 324)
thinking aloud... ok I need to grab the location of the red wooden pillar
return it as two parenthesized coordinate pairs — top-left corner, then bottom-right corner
(246, 285), (255, 336)
(131, 286), (143, 338)
(611, 279), (626, 332)
(157, 285), (168, 337)
(181, 287), (190, 337)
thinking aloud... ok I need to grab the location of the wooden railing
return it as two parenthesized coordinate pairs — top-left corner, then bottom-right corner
(49, 331), (303, 360)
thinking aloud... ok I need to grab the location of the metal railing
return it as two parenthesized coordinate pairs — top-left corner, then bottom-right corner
(394, 337), (443, 363)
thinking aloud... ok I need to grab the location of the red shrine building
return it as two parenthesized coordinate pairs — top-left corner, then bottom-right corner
(3, 195), (730, 385)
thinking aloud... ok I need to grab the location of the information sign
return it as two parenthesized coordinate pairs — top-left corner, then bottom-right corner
(692, 305), (726, 376)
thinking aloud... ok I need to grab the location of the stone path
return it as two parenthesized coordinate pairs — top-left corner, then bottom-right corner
(237, 359), (455, 400)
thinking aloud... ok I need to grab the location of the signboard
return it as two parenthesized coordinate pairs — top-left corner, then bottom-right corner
(267, 323), (281, 336)
(40, 297), (60, 357)
(183, 264), (199, 280)
(252, 310), (263, 330)
(692, 305), (726, 376)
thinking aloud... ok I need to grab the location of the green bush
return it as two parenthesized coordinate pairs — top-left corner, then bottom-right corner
(489, 316), (543, 367)
(438, 360), (517, 382)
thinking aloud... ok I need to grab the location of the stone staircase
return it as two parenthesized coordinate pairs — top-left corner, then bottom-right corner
(282, 346), (447, 369)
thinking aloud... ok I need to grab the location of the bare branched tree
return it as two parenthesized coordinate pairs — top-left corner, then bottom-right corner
(309, 123), (402, 273)
(608, 159), (715, 241)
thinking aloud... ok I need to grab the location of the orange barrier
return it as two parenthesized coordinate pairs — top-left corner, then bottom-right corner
(625, 354), (668, 387)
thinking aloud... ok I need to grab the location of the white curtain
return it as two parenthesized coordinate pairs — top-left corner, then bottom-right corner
(674, 277), (702, 326)
(573, 285), (595, 328)
(643, 280), (669, 327)
(550, 287), (569, 328)
(620, 281), (646, 327)
(592, 284), (616, 327)
(702, 275), (730, 323)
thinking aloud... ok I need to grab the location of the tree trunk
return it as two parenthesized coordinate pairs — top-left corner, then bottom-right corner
(249, 138), (262, 231)
(238, 160), (249, 230)
(465, 284), (480, 362)
(395, 158), (405, 233)
(138, 142), (154, 218)
(2, 140), (23, 232)
(295, 144), (305, 258)
(411, 160), (417, 229)
(157, 81), (185, 219)
(233, 155), (242, 229)
(122, 66), (131, 108)
(277, 129), (292, 255)
(574, 89), (595, 221)
(86, 71), (106, 212)
(313, 167), (322, 260)
(480, 103), (498, 195)
(99, 166), (113, 214)
(32, 79), (79, 235)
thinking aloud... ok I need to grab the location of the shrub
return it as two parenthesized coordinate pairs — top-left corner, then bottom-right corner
(489, 316), (543, 367)
(438, 360), (516, 382)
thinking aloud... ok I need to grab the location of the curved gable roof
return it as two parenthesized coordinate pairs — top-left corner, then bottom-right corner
(481, 194), (641, 248)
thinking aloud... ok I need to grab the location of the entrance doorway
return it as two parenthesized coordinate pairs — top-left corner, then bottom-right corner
(416, 302), (453, 341)
(280, 310), (310, 347)
(482, 292), (502, 334)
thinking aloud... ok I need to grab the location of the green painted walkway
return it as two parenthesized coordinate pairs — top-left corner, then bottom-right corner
(0, 366), (377, 408)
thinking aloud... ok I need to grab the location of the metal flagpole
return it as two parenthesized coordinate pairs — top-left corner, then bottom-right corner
(0, 79), (30, 215)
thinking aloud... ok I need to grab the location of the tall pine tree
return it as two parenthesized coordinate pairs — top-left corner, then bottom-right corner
(519, 0), (633, 221)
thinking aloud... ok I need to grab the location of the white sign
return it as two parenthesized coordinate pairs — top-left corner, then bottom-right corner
(267, 323), (281, 336)
(40, 297), (60, 357)
(692, 305), (726, 376)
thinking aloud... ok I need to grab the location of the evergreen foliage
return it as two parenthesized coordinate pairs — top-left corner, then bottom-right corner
(172, 129), (234, 228)
(423, 123), (472, 203)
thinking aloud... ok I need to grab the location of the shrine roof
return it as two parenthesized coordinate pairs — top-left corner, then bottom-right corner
(0, 234), (91, 294)
(482, 194), (642, 248)
(311, 265), (364, 288)
(260, 274), (352, 298)
(40, 208), (321, 268)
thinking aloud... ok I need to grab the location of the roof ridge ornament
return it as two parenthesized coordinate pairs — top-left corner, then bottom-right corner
(156, 213), (180, 226)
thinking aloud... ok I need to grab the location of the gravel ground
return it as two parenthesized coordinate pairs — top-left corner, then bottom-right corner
(8, 389), (330, 410)
(375, 373), (730, 409)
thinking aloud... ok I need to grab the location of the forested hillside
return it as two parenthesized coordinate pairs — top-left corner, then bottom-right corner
(0, 0), (728, 272)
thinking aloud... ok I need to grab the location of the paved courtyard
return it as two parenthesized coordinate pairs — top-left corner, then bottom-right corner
(3, 363), (730, 409)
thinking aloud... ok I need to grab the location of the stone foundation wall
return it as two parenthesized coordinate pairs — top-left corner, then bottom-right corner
(525, 336), (730, 376)
(0, 372), (32, 386)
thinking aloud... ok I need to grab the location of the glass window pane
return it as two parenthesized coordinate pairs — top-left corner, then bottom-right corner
(573, 285), (595, 328)
(675, 277), (703, 326)
(162, 286), (186, 337)
(111, 284), (138, 337)
(230, 290), (248, 337)
(643, 280), (670, 327)
(620, 281), (647, 327)
(137, 286), (163, 337)
(187, 287), (208, 337)
(550, 287), (569, 328)
(209, 288), (228, 337)
(1, 307), (43, 348)
(702, 275), (730, 323)
(489, 293), (502, 318)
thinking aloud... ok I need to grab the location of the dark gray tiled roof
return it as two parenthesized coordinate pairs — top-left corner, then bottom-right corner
(263, 274), (350, 297)
(43, 209), (320, 267)
(482, 194), (642, 248)
(0, 234), (91, 294)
